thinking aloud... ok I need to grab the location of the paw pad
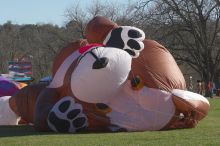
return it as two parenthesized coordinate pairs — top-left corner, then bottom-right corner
(103, 26), (145, 58)
(47, 96), (88, 133)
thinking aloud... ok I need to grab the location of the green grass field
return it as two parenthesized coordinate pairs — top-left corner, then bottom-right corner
(0, 98), (219, 146)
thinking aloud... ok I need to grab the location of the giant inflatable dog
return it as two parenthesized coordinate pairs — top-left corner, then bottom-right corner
(1, 16), (209, 132)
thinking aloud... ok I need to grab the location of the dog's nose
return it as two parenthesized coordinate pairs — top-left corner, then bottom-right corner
(92, 57), (109, 69)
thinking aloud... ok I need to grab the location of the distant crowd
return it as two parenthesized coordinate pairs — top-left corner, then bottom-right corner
(196, 80), (219, 98)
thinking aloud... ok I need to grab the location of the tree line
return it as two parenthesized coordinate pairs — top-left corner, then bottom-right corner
(0, 0), (219, 87)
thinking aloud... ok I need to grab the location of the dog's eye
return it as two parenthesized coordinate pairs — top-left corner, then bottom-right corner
(131, 76), (144, 90)
(95, 103), (112, 115)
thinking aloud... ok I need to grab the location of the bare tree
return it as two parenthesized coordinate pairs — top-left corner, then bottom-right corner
(0, 22), (69, 81)
(136, 0), (220, 87)
(0, 21), (20, 73)
(63, 0), (137, 34)
(64, 1), (88, 38)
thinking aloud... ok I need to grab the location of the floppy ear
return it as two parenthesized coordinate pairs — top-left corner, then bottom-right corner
(103, 26), (145, 58)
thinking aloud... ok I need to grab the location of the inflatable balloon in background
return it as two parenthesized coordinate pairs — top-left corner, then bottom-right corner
(0, 76), (25, 97)
(0, 16), (210, 132)
(0, 76), (26, 125)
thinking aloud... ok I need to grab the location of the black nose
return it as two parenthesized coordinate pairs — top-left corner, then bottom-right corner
(92, 57), (109, 69)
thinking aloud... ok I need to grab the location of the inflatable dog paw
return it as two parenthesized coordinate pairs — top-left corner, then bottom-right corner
(103, 26), (145, 58)
(48, 96), (88, 133)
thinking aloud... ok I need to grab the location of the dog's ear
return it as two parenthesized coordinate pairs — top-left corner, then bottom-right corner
(103, 26), (145, 58)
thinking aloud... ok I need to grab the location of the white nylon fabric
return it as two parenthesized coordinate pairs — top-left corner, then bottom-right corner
(71, 47), (132, 103)
(107, 81), (175, 131)
(0, 96), (20, 125)
(172, 89), (209, 105)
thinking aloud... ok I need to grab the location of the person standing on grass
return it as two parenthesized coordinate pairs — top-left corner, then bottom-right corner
(197, 80), (202, 95)
(207, 81), (213, 98)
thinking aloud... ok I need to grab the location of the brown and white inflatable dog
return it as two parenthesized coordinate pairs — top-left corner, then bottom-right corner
(2, 16), (209, 133)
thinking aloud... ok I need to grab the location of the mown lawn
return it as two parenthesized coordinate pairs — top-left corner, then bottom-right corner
(0, 98), (219, 146)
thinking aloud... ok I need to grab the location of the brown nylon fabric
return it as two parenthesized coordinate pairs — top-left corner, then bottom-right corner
(130, 39), (186, 91)
(34, 87), (62, 131)
(10, 83), (46, 123)
(85, 16), (118, 44)
(172, 95), (209, 121)
(162, 94), (209, 130)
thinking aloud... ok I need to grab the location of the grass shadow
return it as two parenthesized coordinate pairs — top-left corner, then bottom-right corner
(0, 125), (114, 138)
(0, 125), (55, 137)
